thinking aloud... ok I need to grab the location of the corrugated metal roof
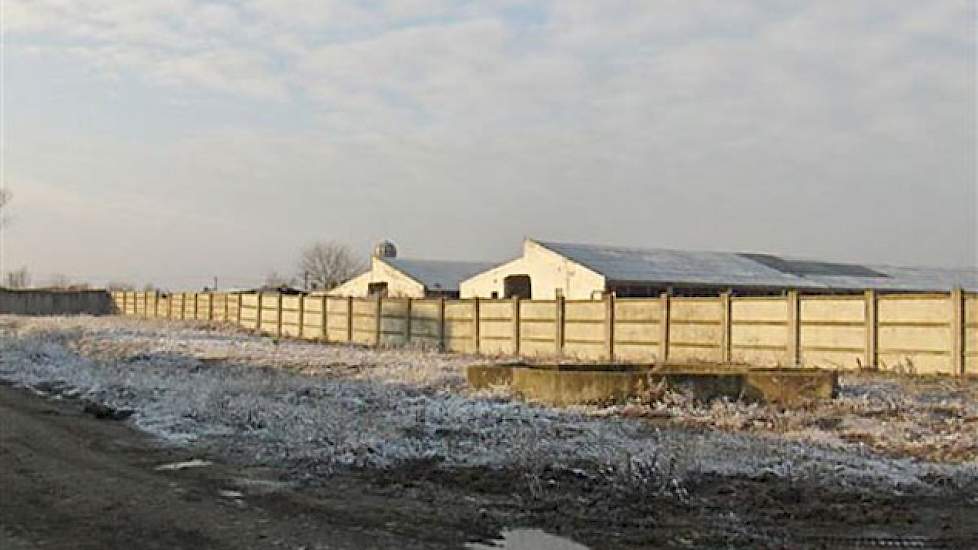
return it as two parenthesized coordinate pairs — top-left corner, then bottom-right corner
(385, 258), (499, 292)
(534, 240), (978, 292)
(806, 265), (978, 292)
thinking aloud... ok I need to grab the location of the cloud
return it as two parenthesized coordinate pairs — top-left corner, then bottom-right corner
(4, 0), (975, 285)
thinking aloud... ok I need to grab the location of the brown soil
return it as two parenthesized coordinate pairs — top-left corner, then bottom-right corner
(2, 383), (977, 549)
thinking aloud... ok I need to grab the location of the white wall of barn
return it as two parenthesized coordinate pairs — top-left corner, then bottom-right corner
(326, 258), (426, 298)
(460, 240), (606, 300)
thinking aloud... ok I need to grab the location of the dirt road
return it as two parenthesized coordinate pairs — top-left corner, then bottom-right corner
(4, 382), (978, 550)
(0, 384), (494, 550)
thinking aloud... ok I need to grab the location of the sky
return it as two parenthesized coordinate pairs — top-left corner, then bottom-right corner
(1, 0), (975, 290)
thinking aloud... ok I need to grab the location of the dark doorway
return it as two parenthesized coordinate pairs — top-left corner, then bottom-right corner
(367, 282), (389, 298)
(503, 275), (532, 299)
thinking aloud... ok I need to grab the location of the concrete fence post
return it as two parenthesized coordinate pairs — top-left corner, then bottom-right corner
(659, 292), (670, 364)
(208, 293), (214, 321)
(346, 297), (354, 343)
(236, 294), (243, 327)
(512, 296), (521, 355)
(438, 297), (447, 351)
(555, 296), (565, 356)
(256, 293), (263, 332)
(298, 294), (306, 339)
(122, 292), (128, 316)
(951, 288), (965, 376)
(605, 293), (616, 362)
(276, 293), (283, 337)
(321, 295), (328, 341)
(720, 291), (732, 363)
(193, 293), (199, 320)
(405, 298), (413, 344)
(375, 296), (383, 347)
(786, 290), (801, 367)
(473, 298), (481, 354)
(864, 290), (878, 369)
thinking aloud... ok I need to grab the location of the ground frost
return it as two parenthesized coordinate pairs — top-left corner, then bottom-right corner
(1, 315), (974, 496)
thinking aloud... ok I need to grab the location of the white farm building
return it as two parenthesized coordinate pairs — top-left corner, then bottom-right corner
(328, 241), (495, 299)
(459, 239), (978, 300)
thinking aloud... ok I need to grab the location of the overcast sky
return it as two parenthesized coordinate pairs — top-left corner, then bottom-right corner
(2, 0), (975, 289)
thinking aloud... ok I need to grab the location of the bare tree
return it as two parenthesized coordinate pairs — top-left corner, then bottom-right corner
(297, 241), (366, 290)
(105, 281), (135, 291)
(47, 273), (72, 289)
(263, 271), (296, 289)
(4, 267), (31, 289)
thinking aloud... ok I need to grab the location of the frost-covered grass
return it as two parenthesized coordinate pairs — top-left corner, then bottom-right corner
(1, 315), (975, 496)
(592, 372), (978, 464)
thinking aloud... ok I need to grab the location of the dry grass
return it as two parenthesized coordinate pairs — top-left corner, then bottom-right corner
(1, 314), (975, 497)
(588, 373), (978, 463)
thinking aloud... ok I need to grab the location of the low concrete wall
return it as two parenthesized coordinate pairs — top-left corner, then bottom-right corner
(0, 289), (112, 315)
(113, 289), (978, 377)
(467, 363), (651, 406)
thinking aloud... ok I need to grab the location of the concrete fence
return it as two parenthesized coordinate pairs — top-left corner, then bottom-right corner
(111, 289), (978, 376)
(1, 289), (113, 315)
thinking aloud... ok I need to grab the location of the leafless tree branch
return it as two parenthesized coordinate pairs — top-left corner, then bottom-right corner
(297, 241), (366, 290)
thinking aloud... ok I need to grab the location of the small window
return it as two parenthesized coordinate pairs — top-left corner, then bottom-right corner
(367, 282), (389, 297)
(490, 291), (499, 299)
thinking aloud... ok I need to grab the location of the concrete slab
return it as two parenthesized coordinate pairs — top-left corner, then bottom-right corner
(651, 364), (838, 406)
(467, 363), (838, 407)
(467, 363), (650, 406)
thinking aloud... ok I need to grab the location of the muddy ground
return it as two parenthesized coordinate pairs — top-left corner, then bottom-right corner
(2, 383), (977, 549)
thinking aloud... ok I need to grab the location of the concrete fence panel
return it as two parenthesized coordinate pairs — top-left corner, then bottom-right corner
(198, 293), (213, 321)
(444, 300), (475, 353)
(1, 289), (113, 315)
(258, 293), (280, 335)
(158, 294), (171, 318)
(240, 294), (259, 329)
(519, 300), (557, 357)
(229, 294), (242, 325)
(409, 299), (442, 346)
(613, 298), (661, 363)
(381, 298), (410, 347)
(351, 298), (377, 345)
(730, 296), (788, 367)
(109, 289), (975, 377)
(478, 299), (516, 355)
(301, 295), (325, 340)
(325, 297), (351, 342)
(799, 295), (866, 369)
(179, 293), (192, 320)
(210, 293), (227, 322)
(965, 294), (978, 375)
(134, 292), (146, 317)
(876, 294), (952, 374)
(563, 300), (606, 361)
(111, 291), (124, 313)
(668, 297), (723, 363)
(281, 295), (302, 337)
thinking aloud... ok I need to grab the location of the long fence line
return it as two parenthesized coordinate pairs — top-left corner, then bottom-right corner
(111, 290), (978, 376)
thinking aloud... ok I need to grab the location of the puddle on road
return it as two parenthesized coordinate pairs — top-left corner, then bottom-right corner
(466, 529), (589, 550)
(154, 459), (213, 471)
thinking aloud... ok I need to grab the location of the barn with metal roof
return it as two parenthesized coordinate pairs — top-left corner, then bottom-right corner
(459, 239), (978, 300)
(328, 241), (496, 298)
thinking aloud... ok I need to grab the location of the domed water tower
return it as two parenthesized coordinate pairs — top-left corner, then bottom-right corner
(373, 240), (398, 259)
